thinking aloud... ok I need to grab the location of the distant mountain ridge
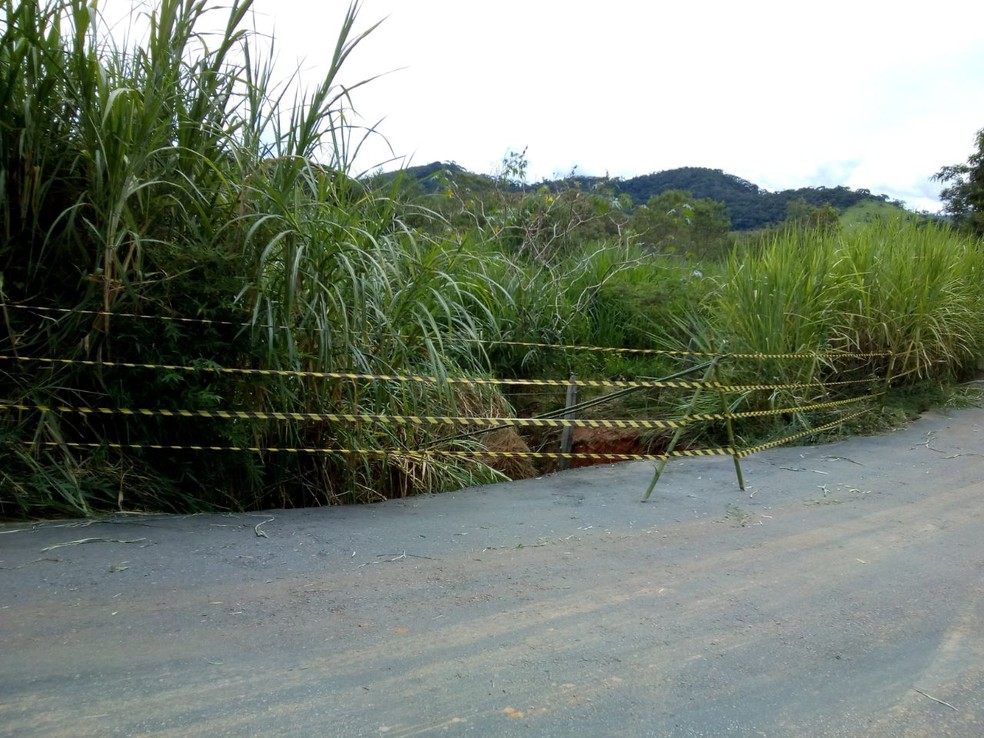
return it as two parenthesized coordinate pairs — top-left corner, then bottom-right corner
(393, 162), (905, 232)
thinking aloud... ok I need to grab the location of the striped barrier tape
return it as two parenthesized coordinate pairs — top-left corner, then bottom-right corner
(457, 337), (893, 361)
(0, 393), (880, 430)
(3, 303), (893, 360)
(0, 353), (708, 388)
(734, 409), (871, 458)
(22, 439), (736, 462)
(0, 354), (883, 392)
(684, 393), (880, 421)
(1, 403), (690, 430)
(3, 302), (249, 329)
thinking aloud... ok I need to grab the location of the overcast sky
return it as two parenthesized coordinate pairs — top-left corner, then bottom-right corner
(114, 1), (984, 213)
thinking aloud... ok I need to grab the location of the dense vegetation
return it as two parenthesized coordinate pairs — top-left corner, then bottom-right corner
(397, 161), (908, 231)
(935, 127), (984, 237)
(2, 0), (982, 518)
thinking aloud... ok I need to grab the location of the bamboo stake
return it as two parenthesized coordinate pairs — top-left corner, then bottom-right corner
(642, 357), (719, 501)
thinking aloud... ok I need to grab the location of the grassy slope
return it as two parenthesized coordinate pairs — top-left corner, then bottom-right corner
(840, 200), (920, 229)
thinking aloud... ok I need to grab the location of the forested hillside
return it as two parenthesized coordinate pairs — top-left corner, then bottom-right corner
(396, 163), (905, 231)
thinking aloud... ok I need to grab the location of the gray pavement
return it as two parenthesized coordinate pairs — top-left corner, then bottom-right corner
(2, 408), (983, 737)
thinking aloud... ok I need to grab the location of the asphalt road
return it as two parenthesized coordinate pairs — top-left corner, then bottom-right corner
(2, 408), (983, 737)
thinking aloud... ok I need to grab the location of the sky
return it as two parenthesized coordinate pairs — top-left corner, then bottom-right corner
(108, 1), (984, 213)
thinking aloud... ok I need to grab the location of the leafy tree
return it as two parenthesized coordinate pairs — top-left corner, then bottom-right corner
(434, 151), (629, 261)
(784, 198), (841, 235)
(934, 127), (984, 236)
(629, 190), (732, 260)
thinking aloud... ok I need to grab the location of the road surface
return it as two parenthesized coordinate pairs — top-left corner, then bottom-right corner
(2, 409), (983, 737)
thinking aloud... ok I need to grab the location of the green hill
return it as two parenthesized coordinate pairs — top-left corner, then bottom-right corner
(391, 163), (907, 232)
(839, 199), (918, 229)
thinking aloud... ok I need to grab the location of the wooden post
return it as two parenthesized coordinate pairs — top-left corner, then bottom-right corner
(559, 374), (577, 470)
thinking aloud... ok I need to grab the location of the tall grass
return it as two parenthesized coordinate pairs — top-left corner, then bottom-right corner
(712, 228), (837, 359)
(3, 2), (982, 519)
(0, 0), (507, 516)
(700, 220), (984, 427)
(468, 238), (699, 377)
(830, 220), (984, 380)
(719, 220), (984, 377)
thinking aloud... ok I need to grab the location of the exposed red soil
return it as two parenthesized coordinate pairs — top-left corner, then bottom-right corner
(569, 427), (649, 468)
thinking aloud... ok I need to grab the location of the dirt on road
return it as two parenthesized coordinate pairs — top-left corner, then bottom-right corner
(2, 409), (983, 737)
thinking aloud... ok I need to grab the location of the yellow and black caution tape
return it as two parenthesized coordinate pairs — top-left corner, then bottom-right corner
(18, 409), (870, 459)
(721, 378), (879, 391)
(455, 336), (716, 358)
(458, 337), (892, 361)
(735, 409), (871, 459)
(2, 304), (709, 357)
(0, 354), (705, 388)
(4, 303), (696, 355)
(22, 439), (735, 462)
(0, 354), (883, 392)
(3, 302), (250, 329)
(729, 350), (892, 360)
(1, 392), (880, 430)
(4, 303), (894, 360)
(1, 403), (693, 430)
(682, 393), (880, 422)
